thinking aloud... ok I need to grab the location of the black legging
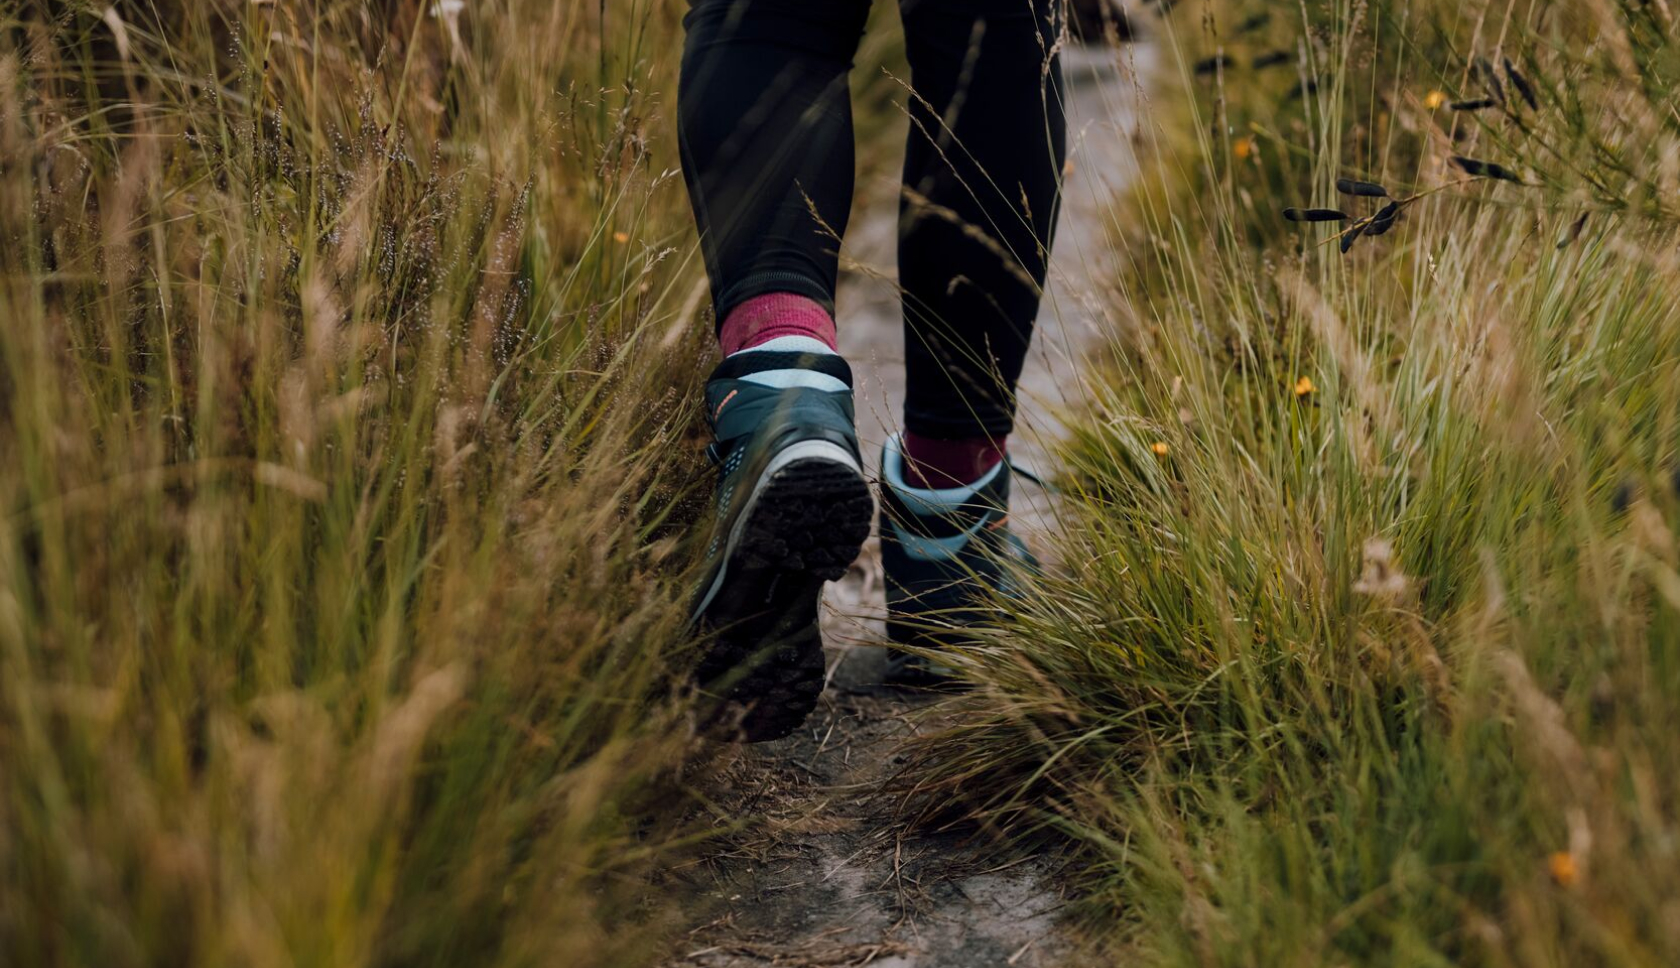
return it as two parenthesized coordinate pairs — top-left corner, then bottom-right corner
(678, 0), (1066, 439)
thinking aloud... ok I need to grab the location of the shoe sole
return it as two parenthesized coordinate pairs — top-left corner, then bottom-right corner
(694, 441), (872, 742)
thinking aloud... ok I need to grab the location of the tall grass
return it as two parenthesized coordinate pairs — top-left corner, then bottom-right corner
(0, 2), (717, 965)
(915, 1), (1680, 964)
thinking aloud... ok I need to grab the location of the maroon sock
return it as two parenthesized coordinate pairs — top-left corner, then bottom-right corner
(902, 431), (1007, 489)
(718, 292), (837, 355)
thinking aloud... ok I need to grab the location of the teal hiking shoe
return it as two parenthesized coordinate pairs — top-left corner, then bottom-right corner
(878, 433), (1038, 685)
(690, 341), (873, 740)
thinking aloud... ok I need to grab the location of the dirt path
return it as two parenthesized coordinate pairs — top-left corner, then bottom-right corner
(669, 43), (1151, 968)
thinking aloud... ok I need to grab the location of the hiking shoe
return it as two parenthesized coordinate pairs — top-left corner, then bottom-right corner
(878, 433), (1038, 685)
(690, 340), (873, 741)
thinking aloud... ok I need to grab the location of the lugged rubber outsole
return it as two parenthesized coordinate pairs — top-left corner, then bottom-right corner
(695, 457), (872, 742)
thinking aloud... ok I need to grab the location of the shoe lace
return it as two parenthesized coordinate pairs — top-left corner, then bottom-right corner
(1008, 458), (1058, 494)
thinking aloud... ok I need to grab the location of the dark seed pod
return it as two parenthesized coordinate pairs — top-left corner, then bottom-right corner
(1365, 202), (1401, 237)
(1557, 212), (1588, 249)
(1474, 55), (1506, 103)
(1451, 156), (1524, 183)
(1194, 54), (1231, 76)
(1237, 12), (1272, 34)
(1253, 50), (1292, 70)
(1336, 178), (1390, 198)
(1283, 208), (1350, 222)
(1612, 479), (1635, 516)
(1286, 79), (1320, 101)
(1340, 222), (1366, 254)
(1504, 58), (1539, 110)
(1451, 98), (1499, 112)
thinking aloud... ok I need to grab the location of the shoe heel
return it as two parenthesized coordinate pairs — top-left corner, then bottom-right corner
(739, 451), (872, 581)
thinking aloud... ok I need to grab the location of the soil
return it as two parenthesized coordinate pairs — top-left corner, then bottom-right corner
(666, 42), (1152, 968)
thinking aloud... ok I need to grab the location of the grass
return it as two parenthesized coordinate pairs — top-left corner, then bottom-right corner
(0, 2), (721, 965)
(911, 1), (1680, 965)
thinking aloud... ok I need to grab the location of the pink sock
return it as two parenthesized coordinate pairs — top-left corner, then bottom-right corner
(902, 431), (1007, 489)
(718, 293), (837, 356)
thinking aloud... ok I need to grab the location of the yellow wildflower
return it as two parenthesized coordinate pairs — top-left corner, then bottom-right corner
(1294, 376), (1315, 397)
(1233, 136), (1256, 160)
(1548, 851), (1578, 887)
(1151, 441), (1171, 457)
(1423, 90), (1448, 110)
(613, 231), (630, 243)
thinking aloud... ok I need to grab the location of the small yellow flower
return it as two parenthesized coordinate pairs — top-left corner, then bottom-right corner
(1294, 376), (1315, 397)
(1423, 90), (1448, 110)
(1548, 851), (1578, 887)
(613, 231), (630, 243)
(1151, 441), (1171, 457)
(1233, 136), (1256, 160)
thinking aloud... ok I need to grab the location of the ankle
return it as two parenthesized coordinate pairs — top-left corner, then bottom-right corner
(719, 293), (836, 356)
(901, 431), (1006, 490)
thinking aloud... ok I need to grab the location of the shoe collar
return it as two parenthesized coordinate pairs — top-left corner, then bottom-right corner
(881, 433), (1007, 518)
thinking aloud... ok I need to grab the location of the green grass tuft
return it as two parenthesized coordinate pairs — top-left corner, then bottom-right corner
(914, 1), (1680, 964)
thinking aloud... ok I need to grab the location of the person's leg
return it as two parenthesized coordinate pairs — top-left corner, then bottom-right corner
(678, 0), (876, 740)
(895, 0), (1066, 487)
(679, 0), (873, 350)
(879, 0), (1064, 682)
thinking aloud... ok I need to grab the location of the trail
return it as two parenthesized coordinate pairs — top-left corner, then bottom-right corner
(670, 42), (1151, 968)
